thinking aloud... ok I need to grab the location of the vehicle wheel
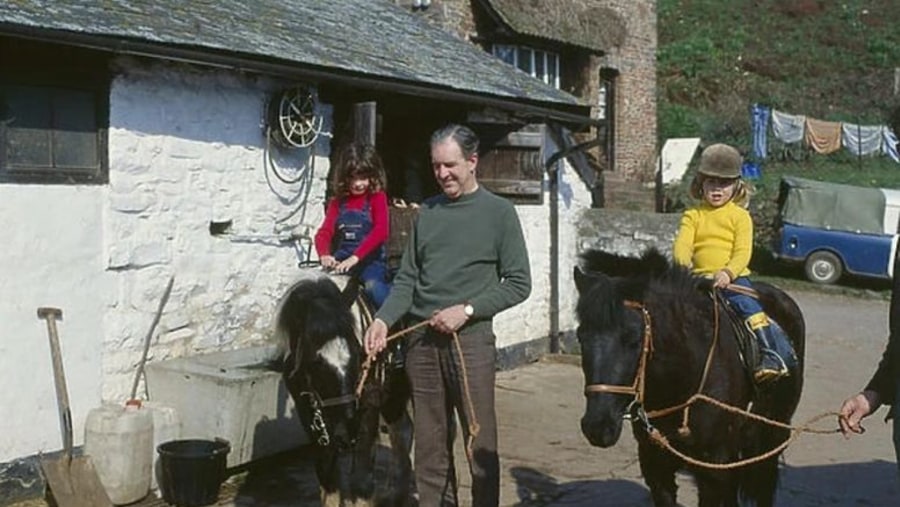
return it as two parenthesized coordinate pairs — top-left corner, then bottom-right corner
(804, 251), (843, 284)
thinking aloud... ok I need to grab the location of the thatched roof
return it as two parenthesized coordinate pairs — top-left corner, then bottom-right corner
(483, 0), (626, 52)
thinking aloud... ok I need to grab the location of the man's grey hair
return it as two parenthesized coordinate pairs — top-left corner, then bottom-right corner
(430, 124), (480, 159)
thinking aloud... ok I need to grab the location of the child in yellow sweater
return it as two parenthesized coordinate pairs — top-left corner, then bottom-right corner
(673, 143), (796, 383)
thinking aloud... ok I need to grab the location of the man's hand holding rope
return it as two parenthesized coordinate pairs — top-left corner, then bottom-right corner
(430, 304), (469, 334)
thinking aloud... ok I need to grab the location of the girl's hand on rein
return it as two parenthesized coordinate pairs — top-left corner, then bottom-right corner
(712, 270), (731, 288)
(430, 304), (469, 334)
(335, 255), (359, 273)
(320, 255), (337, 269)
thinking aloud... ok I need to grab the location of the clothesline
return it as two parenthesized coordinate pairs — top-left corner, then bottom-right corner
(750, 103), (900, 163)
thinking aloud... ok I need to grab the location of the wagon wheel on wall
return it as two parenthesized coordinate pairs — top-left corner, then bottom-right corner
(268, 85), (323, 149)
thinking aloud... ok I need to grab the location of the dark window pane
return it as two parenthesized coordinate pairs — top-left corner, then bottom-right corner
(492, 45), (515, 66)
(535, 51), (546, 83)
(547, 53), (559, 88)
(5, 85), (52, 167)
(53, 89), (98, 168)
(517, 47), (533, 74)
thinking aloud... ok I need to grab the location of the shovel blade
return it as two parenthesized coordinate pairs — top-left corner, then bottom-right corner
(41, 456), (113, 507)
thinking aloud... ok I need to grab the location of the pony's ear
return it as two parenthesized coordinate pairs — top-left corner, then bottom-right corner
(574, 266), (605, 294)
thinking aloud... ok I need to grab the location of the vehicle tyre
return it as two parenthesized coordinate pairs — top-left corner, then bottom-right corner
(804, 251), (843, 284)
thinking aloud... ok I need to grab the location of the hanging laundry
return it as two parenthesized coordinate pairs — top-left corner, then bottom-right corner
(883, 126), (900, 163)
(741, 160), (761, 180)
(841, 123), (883, 156)
(804, 118), (842, 154)
(750, 103), (770, 159)
(771, 109), (805, 143)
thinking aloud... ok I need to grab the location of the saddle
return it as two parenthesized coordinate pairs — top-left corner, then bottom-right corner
(713, 291), (761, 382)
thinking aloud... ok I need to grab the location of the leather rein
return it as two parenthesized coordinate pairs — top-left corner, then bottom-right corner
(584, 300), (654, 412)
(582, 293), (724, 434)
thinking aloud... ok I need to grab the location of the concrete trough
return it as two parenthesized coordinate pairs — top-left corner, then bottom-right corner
(145, 345), (308, 468)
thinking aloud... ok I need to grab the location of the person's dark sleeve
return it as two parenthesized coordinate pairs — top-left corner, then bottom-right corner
(864, 252), (900, 404)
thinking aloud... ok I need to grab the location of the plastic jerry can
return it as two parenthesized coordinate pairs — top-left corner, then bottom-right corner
(84, 400), (154, 504)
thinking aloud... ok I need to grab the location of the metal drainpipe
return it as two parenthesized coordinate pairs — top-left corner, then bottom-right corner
(542, 121), (602, 354)
(548, 152), (560, 354)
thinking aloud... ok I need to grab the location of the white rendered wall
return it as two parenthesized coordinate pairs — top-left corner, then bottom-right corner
(0, 186), (109, 463)
(0, 57), (591, 463)
(494, 135), (592, 349)
(0, 59), (331, 462)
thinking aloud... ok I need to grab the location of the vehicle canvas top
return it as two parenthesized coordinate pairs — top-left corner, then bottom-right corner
(779, 176), (889, 235)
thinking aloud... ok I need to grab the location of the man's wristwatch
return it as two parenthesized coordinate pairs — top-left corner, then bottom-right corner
(463, 303), (475, 318)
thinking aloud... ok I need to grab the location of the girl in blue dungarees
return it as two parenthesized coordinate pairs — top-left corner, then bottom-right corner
(314, 143), (390, 307)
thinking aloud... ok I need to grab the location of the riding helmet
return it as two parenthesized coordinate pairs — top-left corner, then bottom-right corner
(697, 143), (742, 179)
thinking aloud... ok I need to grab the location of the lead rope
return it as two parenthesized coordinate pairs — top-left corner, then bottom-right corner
(354, 321), (481, 462)
(355, 320), (430, 397)
(451, 330), (480, 462)
(639, 287), (843, 469)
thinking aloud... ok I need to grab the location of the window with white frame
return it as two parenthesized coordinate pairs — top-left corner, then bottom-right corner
(492, 44), (560, 89)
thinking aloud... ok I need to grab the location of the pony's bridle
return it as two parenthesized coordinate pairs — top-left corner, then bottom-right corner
(296, 389), (358, 447)
(583, 300), (654, 424)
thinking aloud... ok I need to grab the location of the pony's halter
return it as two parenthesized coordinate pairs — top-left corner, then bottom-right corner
(297, 390), (358, 447)
(583, 300), (653, 408)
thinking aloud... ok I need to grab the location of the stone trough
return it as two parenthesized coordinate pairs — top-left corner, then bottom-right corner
(145, 345), (308, 468)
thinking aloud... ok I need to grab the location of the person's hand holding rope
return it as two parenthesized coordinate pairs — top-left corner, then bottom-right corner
(838, 390), (878, 437)
(430, 304), (469, 334)
(364, 318), (389, 356)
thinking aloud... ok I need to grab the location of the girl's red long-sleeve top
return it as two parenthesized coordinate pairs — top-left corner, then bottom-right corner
(314, 191), (389, 260)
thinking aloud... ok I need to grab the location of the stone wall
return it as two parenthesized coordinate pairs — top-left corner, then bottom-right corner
(578, 208), (679, 259)
(593, 0), (659, 210)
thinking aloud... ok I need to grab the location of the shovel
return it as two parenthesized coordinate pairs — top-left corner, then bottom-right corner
(37, 307), (113, 507)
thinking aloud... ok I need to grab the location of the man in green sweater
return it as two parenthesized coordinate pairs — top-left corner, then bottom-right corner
(364, 124), (531, 507)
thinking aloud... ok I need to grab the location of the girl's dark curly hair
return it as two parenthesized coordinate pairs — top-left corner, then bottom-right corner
(331, 143), (387, 197)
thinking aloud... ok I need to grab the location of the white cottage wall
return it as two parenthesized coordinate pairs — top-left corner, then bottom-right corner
(102, 61), (332, 403)
(0, 57), (592, 465)
(0, 59), (332, 462)
(493, 136), (592, 349)
(0, 187), (109, 462)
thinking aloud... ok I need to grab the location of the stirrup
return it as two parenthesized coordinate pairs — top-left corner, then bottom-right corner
(753, 366), (789, 384)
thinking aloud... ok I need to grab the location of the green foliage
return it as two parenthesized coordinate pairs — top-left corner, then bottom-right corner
(658, 0), (900, 286)
(658, 0), (900, 142)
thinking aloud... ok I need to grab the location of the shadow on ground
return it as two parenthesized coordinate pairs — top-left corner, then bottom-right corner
(509, 466), (648, 506)
(507, 460), (899, 507)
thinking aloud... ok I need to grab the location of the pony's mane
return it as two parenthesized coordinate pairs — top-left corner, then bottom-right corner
(576, 248), (710, 332)
(275, 276), (357, 361)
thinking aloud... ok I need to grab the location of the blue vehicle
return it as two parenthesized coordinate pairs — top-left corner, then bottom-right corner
(773, 176), (900, 284)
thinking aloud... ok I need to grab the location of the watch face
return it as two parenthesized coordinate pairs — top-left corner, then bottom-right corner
(464, 304), (474, 316)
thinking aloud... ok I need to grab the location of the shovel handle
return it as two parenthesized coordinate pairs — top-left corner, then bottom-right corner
(37, 307), (74, 459)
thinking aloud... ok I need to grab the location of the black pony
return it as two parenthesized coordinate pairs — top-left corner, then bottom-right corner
(275, 273), (413, 507)
(574, 249), (805, 507)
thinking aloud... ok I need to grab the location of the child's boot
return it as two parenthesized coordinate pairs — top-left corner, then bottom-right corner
(747, 314), (797, 384)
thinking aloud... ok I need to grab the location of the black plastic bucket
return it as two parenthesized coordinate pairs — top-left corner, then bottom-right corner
(157, 439), (230, 507)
